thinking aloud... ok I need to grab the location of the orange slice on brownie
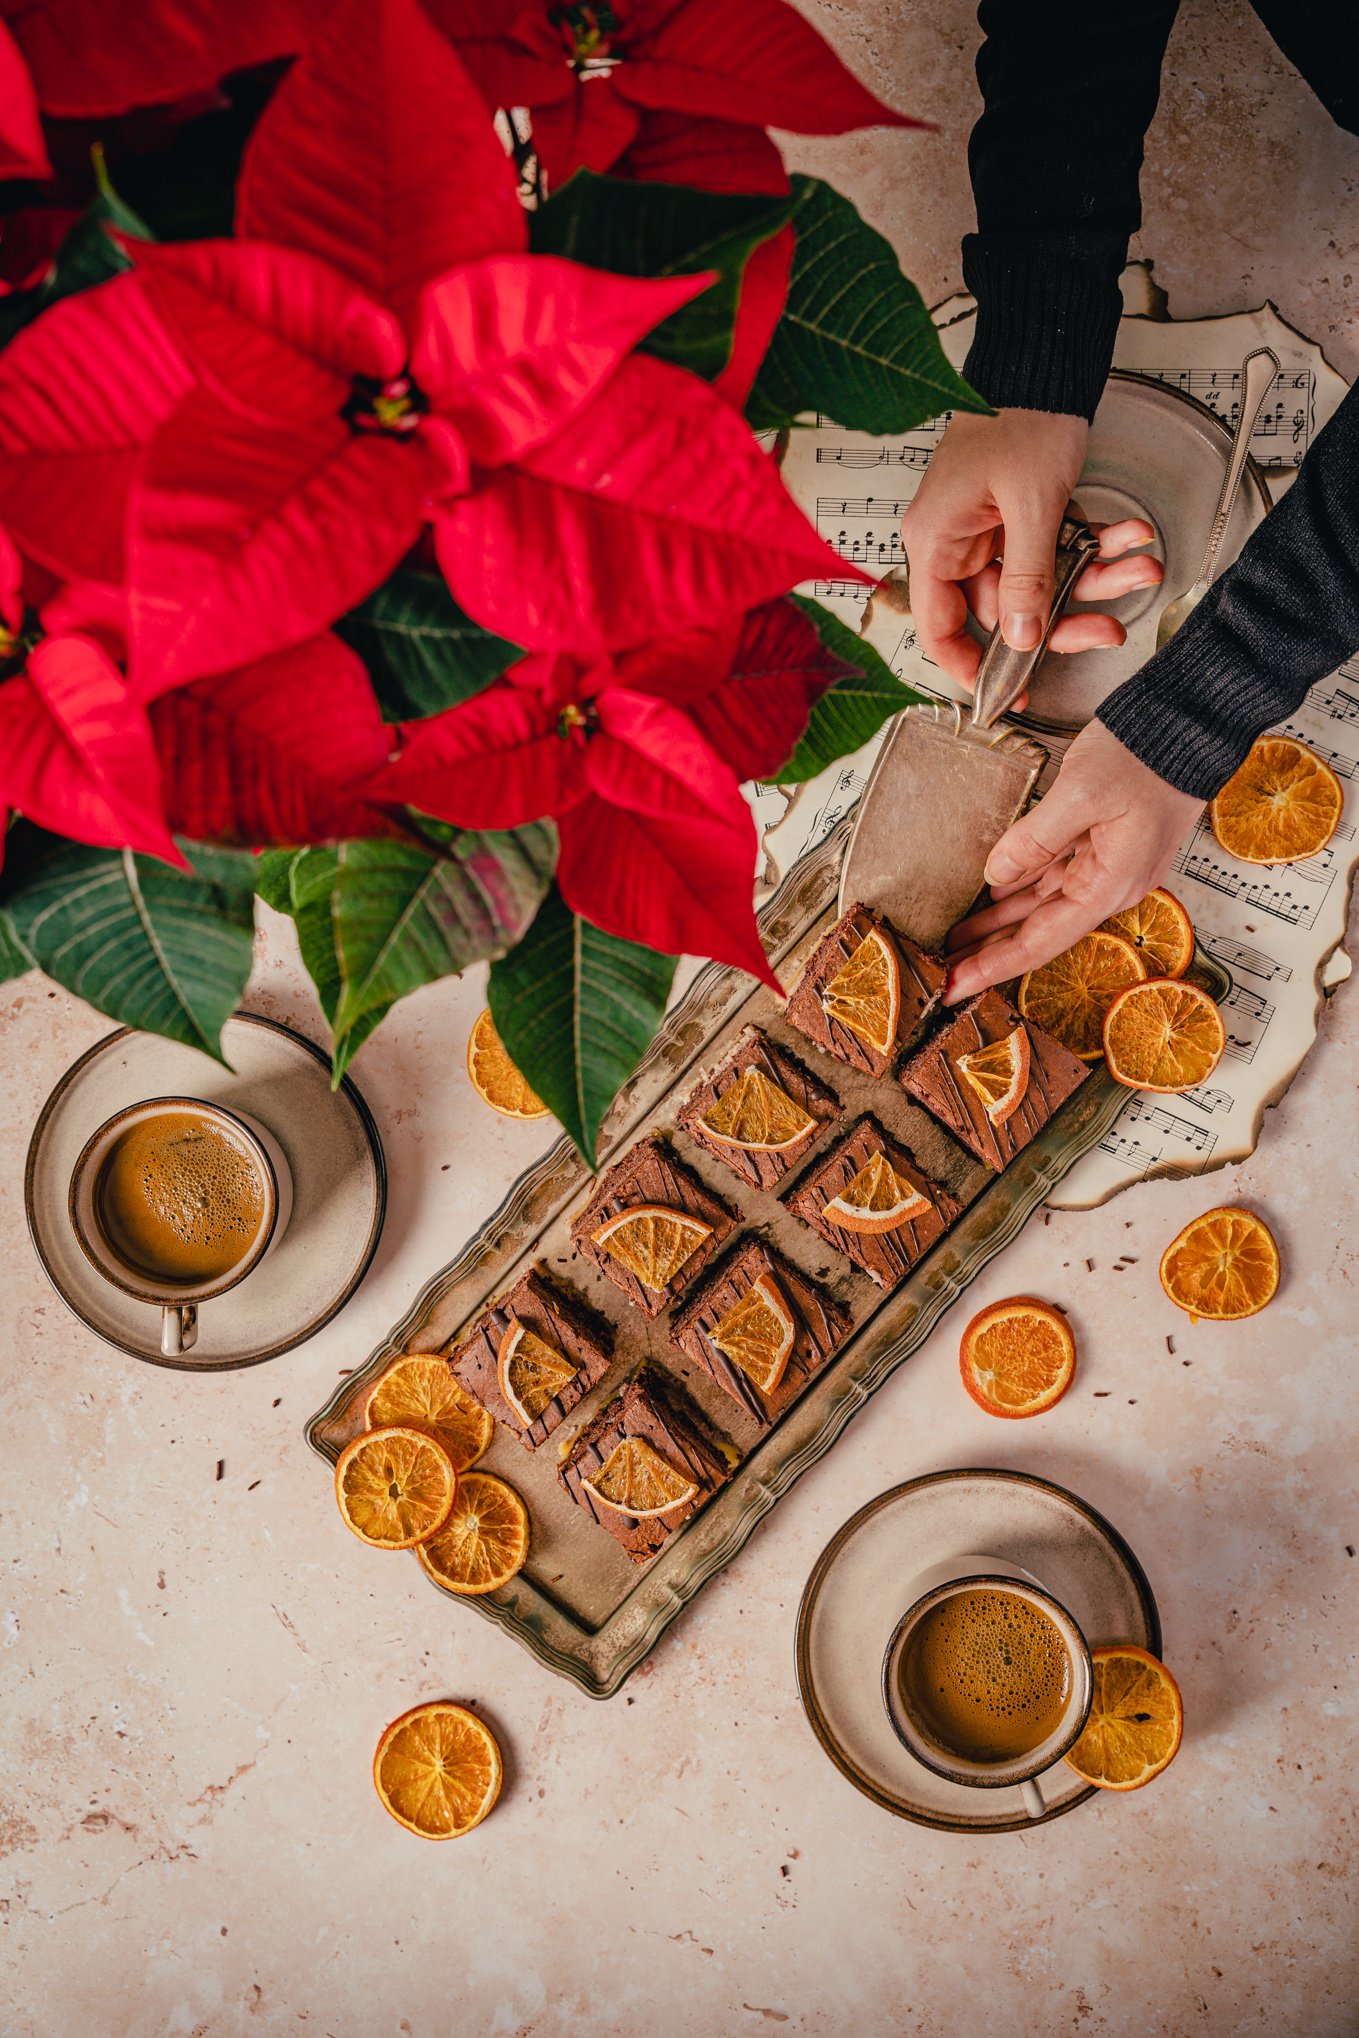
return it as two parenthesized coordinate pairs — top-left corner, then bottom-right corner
(583, 1437), (698, 1518)
(821, 1151), (932, 1234)
(697, 1068), (817, 1152)
(496, 1319), (579, 1427)
(592, 1203), (713, 1292)
(820, 928), (900, 1055)
(957, 1025), (1031, 1123)
(708, 1272), (797, 1394)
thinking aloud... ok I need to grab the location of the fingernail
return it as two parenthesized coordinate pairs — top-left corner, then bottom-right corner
(942, 968), (967, 1006)
(1002, 613), (1040, 651)
(984, 850), (1021, 886)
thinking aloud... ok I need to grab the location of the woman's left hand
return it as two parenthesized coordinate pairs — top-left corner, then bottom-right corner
(942, 721), (1204, 1003)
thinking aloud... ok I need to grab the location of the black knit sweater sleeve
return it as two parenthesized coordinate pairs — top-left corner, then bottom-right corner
(1097, 379), (1359, 794)
(962, 0), (1181, 420)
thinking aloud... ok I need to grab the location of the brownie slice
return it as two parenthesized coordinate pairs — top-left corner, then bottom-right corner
(785, 903), (946, 1076)
(783, 1114), (963, 1289)
(678, 1026), (839, 1191)
(559, 1369), (730, 1564)
(571, 1136), (736, 1318)
(670, 1234), (851, 1425)
(447, 1266), (614, 1451)
(898, 988), (1090, 1171)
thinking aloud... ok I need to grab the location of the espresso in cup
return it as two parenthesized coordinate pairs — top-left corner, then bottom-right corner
(69, 1097), (286, 1356)
(95, 1107), (269, 1287)
(897, 1585), (1073, 1766)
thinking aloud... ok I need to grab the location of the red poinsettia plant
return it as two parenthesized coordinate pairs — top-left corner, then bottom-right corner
(0, 0), (984, 1159)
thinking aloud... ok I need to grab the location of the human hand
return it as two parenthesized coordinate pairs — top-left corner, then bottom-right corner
(899, 409), (1164, 685)
(941, 722), (1204, 1003)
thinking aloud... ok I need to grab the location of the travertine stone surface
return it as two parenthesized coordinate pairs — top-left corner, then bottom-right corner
(4, 6), (1358, 2032)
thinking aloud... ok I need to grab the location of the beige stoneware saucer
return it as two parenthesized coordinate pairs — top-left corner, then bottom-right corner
(795, 1468), (1161, 1833)
(26, 1013), (386, 1371)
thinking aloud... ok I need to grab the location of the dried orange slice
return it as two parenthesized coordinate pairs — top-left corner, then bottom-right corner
(366, 1355), (493, 1472)
(821, 1150), (932, 1234)
(416, 1470), (530, 1594)
(957, 1025), (1031, 1123)
(1064, 1647), (1183, 1791)
(334, 1426), (456, 1550)
(697, 1067), (817, 1152)
(709, 1271), (797, 1394)
(582, 1437), (698, 1518)
(373, 1701), (502, 1838)
(592, 1202), (713, 1292)
(1159, 1205), (1280, 1321)
(1102, 978), (1225, 1092)
(959, 1296), (1076, 1417)
(1209, 736), (1343, 865)
(1100, 887), (1194, 979)
(820, 928), (900, 1055)
(496, 1319), (578, 1427)
(1018, 931), (1146, 1060)
(466, 1008), (550, 1120)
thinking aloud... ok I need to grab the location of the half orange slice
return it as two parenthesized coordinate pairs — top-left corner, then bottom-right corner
(697, 1067), (817, 1151)
(592, 1203), (713, 1292)
(466, 1008), (549, 1120)
(496, 1319), (578, 1427)
(709, 1271), (797, 1393)
(821, 1151), (932, 1234)
(957, 1025), (1031, 1123)
(582, 1437), (698, 1518)
(820, 928), (900, 1055)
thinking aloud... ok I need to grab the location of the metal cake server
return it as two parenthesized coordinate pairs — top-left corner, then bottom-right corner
(1155, 343), (1279, 648)
(838, 510), (1101, 949)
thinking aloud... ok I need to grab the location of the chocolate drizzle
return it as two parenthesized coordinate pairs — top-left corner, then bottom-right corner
(899, 991), (1089, 1171)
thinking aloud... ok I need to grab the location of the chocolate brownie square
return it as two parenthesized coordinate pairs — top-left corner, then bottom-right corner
(447, 1266), (613, 1451)
(782, 1114), (963, 1289)
(897, 988), (1090, 1171)
(784, 903), (946, 1077)
(570, 1136), (736, 1318)
(677, 1026), (839, 1191)
(669, 1234), (851, 1425)
(559, 1369), (730, 1563)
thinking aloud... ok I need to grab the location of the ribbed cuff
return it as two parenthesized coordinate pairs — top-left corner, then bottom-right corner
(1096, 586), (1276, 800)
(961, 233), (1125, 422)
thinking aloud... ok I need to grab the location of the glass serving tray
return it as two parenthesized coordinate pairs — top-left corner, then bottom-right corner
(306, 820), (1228, 1698)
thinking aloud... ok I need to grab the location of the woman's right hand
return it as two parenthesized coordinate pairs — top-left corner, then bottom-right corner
(899, 408), (1163, 682)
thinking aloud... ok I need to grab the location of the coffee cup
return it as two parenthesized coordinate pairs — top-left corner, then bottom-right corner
(68, 1097), (292, 1357)
(882, 1556), (1093, 1820)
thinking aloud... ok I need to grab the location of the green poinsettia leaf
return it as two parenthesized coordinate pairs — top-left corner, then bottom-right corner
(285, 827), (556, 1061)
(0, 829), (256, 1061)
(252, 849), (300, 912)
(0, 153), (152, 351)
(747, 176), (991, 434)
(0, 905), (34, 981)
(531, 169), (794, 381)
(769, 596), (927, 782)
(336, 571), (522, 721)
(488, 883), (676, 1167)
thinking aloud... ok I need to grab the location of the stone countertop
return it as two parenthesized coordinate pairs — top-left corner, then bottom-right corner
(4, 4), (1358, 2032)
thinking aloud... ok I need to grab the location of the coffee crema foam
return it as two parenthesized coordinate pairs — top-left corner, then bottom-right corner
(96, 1111), (267, 1286)
(900, 1587), (1072, 1765)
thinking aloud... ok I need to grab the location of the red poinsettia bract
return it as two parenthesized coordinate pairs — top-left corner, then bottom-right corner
(0, 530), (178, 863)
(437, 0), (921, 191)
(367, 598), (851, 982)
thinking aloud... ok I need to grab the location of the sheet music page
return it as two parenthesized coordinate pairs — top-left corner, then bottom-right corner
(764, 272), (1354, 1206)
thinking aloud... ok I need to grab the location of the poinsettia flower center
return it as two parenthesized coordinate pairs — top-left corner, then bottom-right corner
(549, 2), (622, 72)
(0, 611), (40, 679)
(342, 371), (429, 437)
(556, 700), (598, 743)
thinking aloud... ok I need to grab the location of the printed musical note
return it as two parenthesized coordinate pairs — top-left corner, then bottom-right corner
(1183, 1086), (1235, 1116)
(1203, 937), (1293, 985)
(1143, 364), (1315, 467)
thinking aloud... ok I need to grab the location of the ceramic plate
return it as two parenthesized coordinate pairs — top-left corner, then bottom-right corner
(795, 1468), (1162, 1832)
(26, 1013), (386, 1371)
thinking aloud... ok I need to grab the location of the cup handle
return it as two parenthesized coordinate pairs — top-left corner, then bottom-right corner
(161, 1303), (198, 1357)
(1020, 1776), (1046, 1821)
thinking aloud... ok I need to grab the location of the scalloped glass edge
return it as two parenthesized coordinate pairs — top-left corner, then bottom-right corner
(305, 821), (1230, 1698)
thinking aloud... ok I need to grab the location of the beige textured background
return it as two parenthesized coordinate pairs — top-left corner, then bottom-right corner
(3, 5), (1357, 2034)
